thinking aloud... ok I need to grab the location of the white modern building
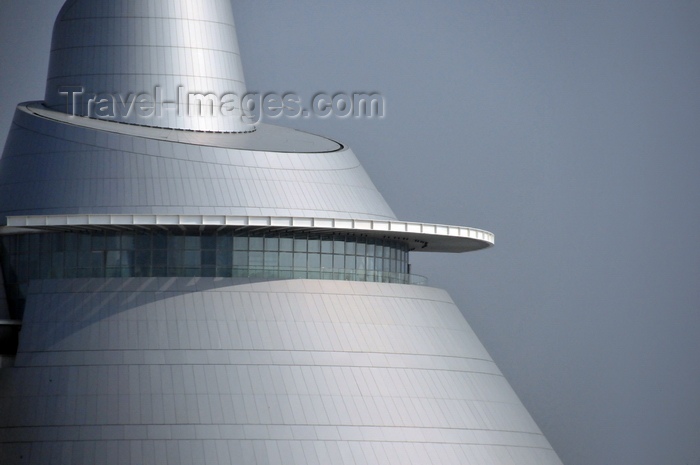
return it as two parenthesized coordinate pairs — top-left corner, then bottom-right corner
(0, 1), (563, 464)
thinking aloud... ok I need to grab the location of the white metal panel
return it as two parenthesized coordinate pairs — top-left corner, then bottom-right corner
(0, 279), (562, 464)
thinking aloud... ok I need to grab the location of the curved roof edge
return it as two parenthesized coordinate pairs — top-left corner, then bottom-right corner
(20, 102), (343, 153)
(3, 214), (494, 253)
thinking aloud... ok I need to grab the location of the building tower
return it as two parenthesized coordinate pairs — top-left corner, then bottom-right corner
(0, 1), (563, 464)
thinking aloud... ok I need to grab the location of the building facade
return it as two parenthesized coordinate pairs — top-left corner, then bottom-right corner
(0, 1), (563, 463)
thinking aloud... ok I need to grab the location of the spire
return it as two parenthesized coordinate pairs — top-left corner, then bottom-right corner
(43, 0), (254, 132)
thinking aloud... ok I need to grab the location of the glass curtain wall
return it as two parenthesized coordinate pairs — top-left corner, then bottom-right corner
(1, 230), (416, 318)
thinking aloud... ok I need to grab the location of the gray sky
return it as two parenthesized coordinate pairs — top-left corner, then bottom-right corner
(2, 1), (700, 464)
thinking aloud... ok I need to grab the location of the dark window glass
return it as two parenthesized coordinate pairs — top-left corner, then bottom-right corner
(217, 235), (232, 250)
(135, 233), (151, 249)
(92, 234), (105, 250)
(171, 236), (185, 251)
(184, 236), (199, 250)
(65, 251), (78, 270)
(106, 251), (122, 268)
(201, 250), (216, 267)
(217, 249), (232, 267)
(121, 235), (135, 250)
(29, 234), (40, 253)
(152, 233), (167, 249)
(201, 235), (216, 250)
(153, 250), (167, 266)
(184, 250), (200, 267)
(105, 234), (119, 250)
(65, 234), (78, 251)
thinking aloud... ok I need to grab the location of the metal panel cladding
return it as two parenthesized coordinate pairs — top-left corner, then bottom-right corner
(44, 0), (254, 133)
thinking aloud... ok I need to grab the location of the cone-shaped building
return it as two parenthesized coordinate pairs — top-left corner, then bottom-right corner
(0, 1), (563, 464)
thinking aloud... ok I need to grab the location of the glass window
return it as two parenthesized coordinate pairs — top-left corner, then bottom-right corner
(279, 252), (292, 268)
(51, 252), (64, 278)
(135, 250), (151, 267)
(345, 241), (355, 255)
(201, 250), (216, 267)
(121, 235), (135, 250)
(249, 237), (264, 251)
(184, 250), (200, 267)
(264, 237), (279, 251)
(153, 249), (167, 266)
(249, 251), (263, 267)
(279, 238), (293, 252)
(217, 249), (232, 267)
(152, 233), (167, 249)
(233, 251), (248, 266)
(293, 253), (306, 269)
(65, 234), (78, 251)
(171, 236), (185, 250)
(201, 235), (216, 250)
(39, 236), (51, 254)
(201, 267), (216, 277)
(233, 236), (248, 251)
(105, 234), (120, 250)
(106, 251), (122, 268)
(168, 248), (182, 269)
(264, 251), (278, 267)
(308, 238), (320, 253)
(184, 236), (200, 250)
(65, 251), (78, 270)
(135, 233), (151, 250)
(308, 253), (320, 269)
(91, 234), (105, 251)
(294, 239), (307, 253)
(0, 230), (414, 314)
(29, 234), (40, 253)
(217, 235), (232, 250)
(90, 251), (103, 269)
(344, 255), (355, 270)
(321, 239), (333, 254)
(321, 254), (333, 270)
(78, 250), (93, 268)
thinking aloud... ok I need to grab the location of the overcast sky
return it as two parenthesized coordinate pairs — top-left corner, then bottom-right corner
(1, 1), (699, 464)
